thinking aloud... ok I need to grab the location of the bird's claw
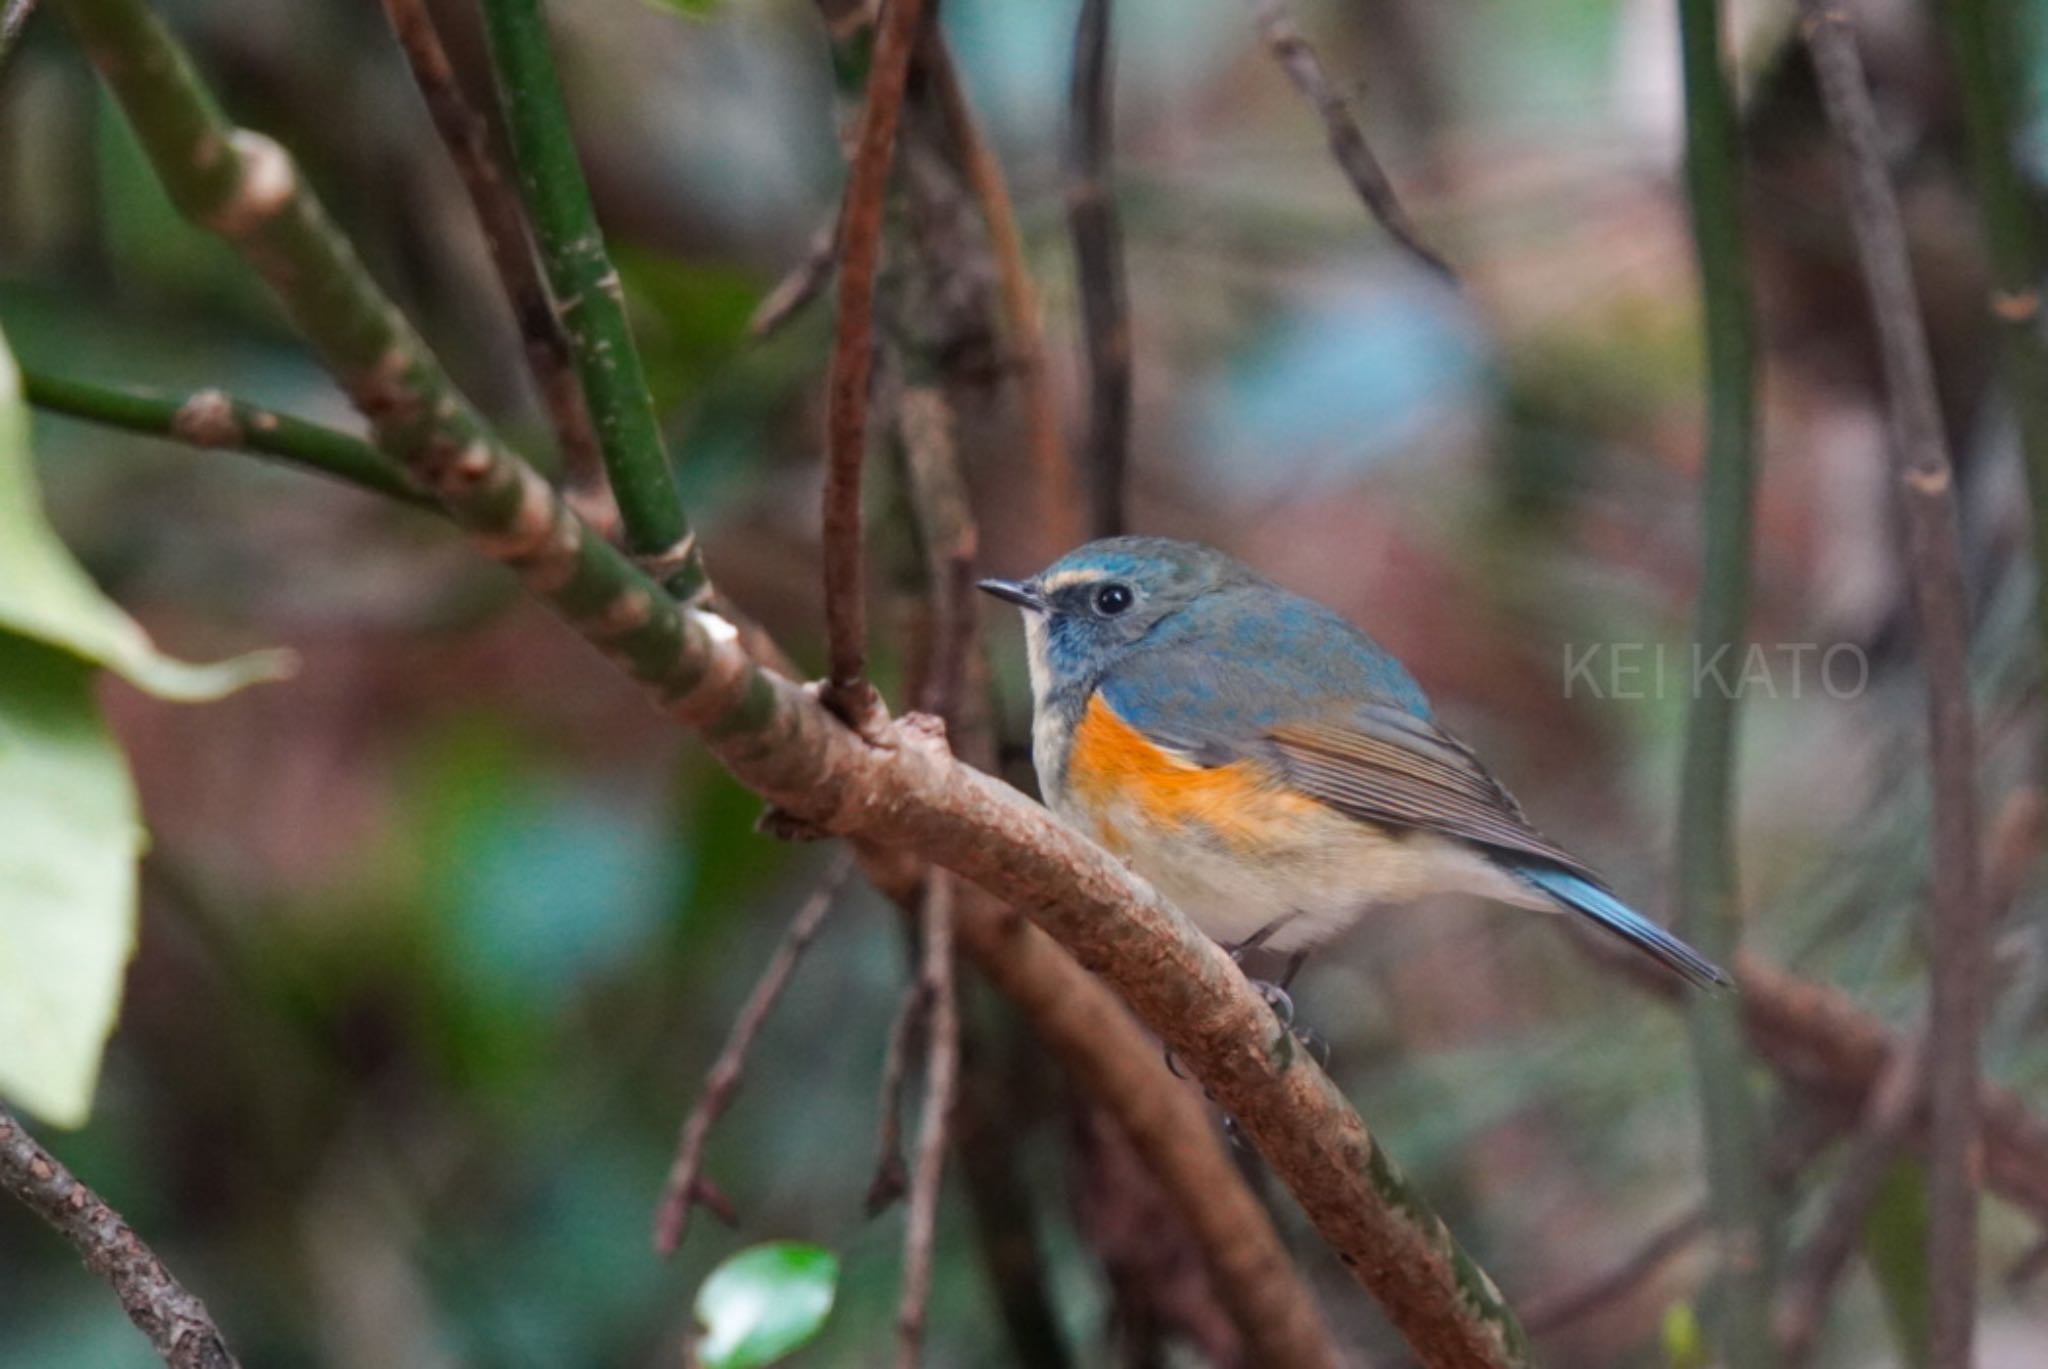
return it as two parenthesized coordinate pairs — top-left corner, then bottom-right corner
(1249, 977), (1295, 1029)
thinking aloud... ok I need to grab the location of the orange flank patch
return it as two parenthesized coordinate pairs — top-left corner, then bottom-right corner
(1067, 694), (1324, 853)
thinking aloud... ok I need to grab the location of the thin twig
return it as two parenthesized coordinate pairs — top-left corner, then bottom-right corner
(1523, 1210), (1708, 1337)
(821, 0), (927, 726)
(749, 213), (841, 339)
(898, 386), (978, 721)
(1776, 1034), (1929, 1365)
(923, 33), (1081, 555)
(1239, 0), (1454, 282)
(0, 1105), (240, 1369)
(653, 853), (854, 1253)
(476, 0), (702, 595)
(379, 0), (608, 521)
(1671, 0), (1776, 1358)
(23, 369), (431, 506)
(1523, 1108), (1841, 1339)
(1064, 0), (1131, 539)
(1801, 7), (1987, 1366)
(866, 965), (929, 1216)
(895, 870), (960, 1369)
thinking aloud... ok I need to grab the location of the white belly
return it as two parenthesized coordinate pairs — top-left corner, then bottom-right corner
(1048, 787), (1546, 955)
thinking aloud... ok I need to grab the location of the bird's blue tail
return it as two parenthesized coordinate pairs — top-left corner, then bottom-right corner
(1512, 865), (1732, 991)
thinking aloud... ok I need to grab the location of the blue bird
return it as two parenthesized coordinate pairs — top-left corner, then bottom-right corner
(978, 537), (1729, 991)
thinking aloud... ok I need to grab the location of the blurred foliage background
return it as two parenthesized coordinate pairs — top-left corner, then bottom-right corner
(4, 0), (2048, 1364)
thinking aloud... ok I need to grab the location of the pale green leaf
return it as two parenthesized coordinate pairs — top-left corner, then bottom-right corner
(0, 332), (294, 698)
(0, 634), (142, 1127)
(694, 1242), (839, 1369)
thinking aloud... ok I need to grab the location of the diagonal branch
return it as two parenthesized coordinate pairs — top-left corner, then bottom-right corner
(1, 1105), (240, 1369)
(476, 0), (701, 594)
(1800, 6), (1988, 1366)
(1239, 0), (1454, 282)
(379, 0), (609, 519)
(1064, 0), (1131, 538)
(652, 853), (854, 1253)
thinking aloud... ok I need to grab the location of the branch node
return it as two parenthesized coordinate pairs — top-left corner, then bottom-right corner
(204, 130), (296, 238)
(170, 389), (243, 448)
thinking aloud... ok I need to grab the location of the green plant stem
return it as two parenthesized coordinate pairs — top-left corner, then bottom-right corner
(1672, 2), (1778, 1365)
(476, 0), (701, 597)
(1939, 0), (2048, 682)
(21, 369), (431, 507)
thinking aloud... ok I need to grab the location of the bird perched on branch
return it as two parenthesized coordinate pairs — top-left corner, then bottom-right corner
(979, 537), (1729, 998)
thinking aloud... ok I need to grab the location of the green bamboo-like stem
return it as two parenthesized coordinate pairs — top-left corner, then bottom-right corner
(1672, 1), (1779, 1364)
(476, 0), (702, 598)
(1937, 0), (2048, 680)
(22, 369), (432, 507)
(54, 5), (1530, 1359)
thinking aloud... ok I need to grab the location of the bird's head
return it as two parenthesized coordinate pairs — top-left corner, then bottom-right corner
(977, 537), (1251, 699)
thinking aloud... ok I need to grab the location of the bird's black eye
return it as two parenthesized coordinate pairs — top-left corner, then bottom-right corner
(1093, 582), (1135, 616)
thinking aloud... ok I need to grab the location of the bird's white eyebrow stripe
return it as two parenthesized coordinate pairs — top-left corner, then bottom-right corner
(1040, 569), (1099, 592)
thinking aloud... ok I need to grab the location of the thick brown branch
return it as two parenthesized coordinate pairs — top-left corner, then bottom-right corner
(822, 0), (928, 724)
(0, 1106), (239, 1369)
(895, 871), (960, 1369)
(379, 0), (608, 517)
(1065, 0), (1132, 539)
(859, 853), (1346, 1369)
(1800, 7), (1987, 1365)
(653, 854), (854, 1253)
(1240, 0), (1454, 281)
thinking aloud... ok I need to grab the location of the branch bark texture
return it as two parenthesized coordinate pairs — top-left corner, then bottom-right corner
(0, 1106), (239, 1369)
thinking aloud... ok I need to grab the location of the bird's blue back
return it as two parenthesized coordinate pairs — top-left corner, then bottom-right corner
(1098, 580), (1432, 759)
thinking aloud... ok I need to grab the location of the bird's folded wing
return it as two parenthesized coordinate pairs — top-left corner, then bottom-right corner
(1264, 703), (1604, 885)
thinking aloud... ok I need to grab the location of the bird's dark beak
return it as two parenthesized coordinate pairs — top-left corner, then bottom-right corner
(976, 578), (1047, 613)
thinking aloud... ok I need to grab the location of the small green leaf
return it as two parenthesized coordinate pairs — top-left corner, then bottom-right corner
(0, 330), (294, 698)
(1660, 1300), (1708, 1369)
(0, 635), (142, 1126)
(693, 1241), (839, 1369)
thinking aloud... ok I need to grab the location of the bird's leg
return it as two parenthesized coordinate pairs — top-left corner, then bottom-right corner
(1225, 918), (1301, 1030)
